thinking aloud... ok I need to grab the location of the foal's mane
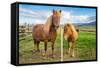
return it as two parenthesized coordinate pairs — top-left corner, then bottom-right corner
(67, 23), (77, 34)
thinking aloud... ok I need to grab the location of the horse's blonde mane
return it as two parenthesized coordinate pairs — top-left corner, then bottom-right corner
(43, 11), (61, 34)
(43, 16), (52, 34)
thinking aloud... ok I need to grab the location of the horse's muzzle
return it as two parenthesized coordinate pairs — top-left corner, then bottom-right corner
(55, 26), (59, 30)
(64, 34), (67, 40)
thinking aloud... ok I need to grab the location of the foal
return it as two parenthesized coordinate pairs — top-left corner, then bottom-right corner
(64, 23), (78, 57)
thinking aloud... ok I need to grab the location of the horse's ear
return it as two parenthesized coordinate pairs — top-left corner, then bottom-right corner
(53, 10), (55, 13)
(59, 10), (61, 13)
(67, 24), (70, 27)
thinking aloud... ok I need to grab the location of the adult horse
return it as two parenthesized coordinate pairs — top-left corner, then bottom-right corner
(32, 10), (61, 57)
(63, 23), (78, 57)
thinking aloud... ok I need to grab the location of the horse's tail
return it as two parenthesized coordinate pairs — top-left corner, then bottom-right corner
(76, 28), (79, 32)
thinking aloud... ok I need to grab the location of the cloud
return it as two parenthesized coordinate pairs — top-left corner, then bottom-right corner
(19, 8), (96, 24)
(61, 11), (95, 23)
(72, 15), (88, 22)
(85, 16), (96, 23)
(34, 19), (46, 24)
(19, 8), (51, 20)
(60, 11), (72, 24)
(62, 11), (72, 20)
(72, 15), (96, 23)
(75, 16), (88, 21)
(19, 8), (53, 24)
(60, 11), (90, 24)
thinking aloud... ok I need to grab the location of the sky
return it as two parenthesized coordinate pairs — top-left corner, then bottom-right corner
(19, 4), (96, 25)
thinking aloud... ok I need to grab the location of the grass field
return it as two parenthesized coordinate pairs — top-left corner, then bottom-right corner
(19, 26), (96, 64)
(63, 31), (96, 61)
(19, 28), (61, 64)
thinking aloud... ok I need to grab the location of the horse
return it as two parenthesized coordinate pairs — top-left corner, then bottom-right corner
(32, 10), (61, 57)
(63, 23), (78, 57)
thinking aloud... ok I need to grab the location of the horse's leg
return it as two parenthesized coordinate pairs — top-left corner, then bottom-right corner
(37, 41), (40, 52)
(33, 39), (36, 51)
(44, 41), (47, 57)
(68, 41), (72, 54)
(51, 42), (54, 58)
(71, 42), (75, 57)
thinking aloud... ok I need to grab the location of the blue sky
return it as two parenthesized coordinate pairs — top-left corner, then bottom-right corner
(19, 4), (96, 25)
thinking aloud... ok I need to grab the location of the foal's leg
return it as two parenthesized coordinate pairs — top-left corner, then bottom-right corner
(68, 42), (72, 54)
(71, 42), (75, 57)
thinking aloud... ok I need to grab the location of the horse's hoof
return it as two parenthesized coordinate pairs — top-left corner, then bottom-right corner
(67, 51), (70, 54)
(51, 54), (55, 58)
(33, 50), (37, 53)
(42, 55), (48, 59)
(42, 54), (45, 57)
(37, 50), (40, 52)
(42, 56), (47, 59)
(52, 56), (54, 59)
(71, 54), (75, 57)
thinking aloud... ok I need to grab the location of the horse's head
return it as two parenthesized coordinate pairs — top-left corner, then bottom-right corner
(52, 10), (61, 30)
(63, 23), (72, 40)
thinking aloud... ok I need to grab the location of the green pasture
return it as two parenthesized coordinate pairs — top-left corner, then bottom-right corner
(19, 28), (61, 64)
(19, 27), (96, 64)
(63, 31), (96, 61)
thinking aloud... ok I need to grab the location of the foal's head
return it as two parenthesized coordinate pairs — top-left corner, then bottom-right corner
(64, 23), (72, 40)
(52, 10), (61, 30)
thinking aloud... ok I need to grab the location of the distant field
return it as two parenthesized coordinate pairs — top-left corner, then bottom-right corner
(19, 26), (97, 64)
(77, 25), (96, 30)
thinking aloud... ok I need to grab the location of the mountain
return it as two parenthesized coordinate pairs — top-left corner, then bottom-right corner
(74, 16), (96, 26)
(86, 21), (96, 26)
(60, 21), (96, 28)
(74, 21), (96, 26)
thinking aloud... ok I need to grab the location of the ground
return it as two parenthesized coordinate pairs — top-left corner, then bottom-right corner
(19, 27), (96, 64)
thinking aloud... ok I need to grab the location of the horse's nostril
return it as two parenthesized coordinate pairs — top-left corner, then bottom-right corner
(64, 36), (67, 40)
(57, 26), (59, 28)
(57, 25), (59, 28)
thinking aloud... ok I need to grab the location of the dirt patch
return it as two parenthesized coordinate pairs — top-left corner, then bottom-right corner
(19, 47), (61, 64)
(63, 48), (82, 61)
